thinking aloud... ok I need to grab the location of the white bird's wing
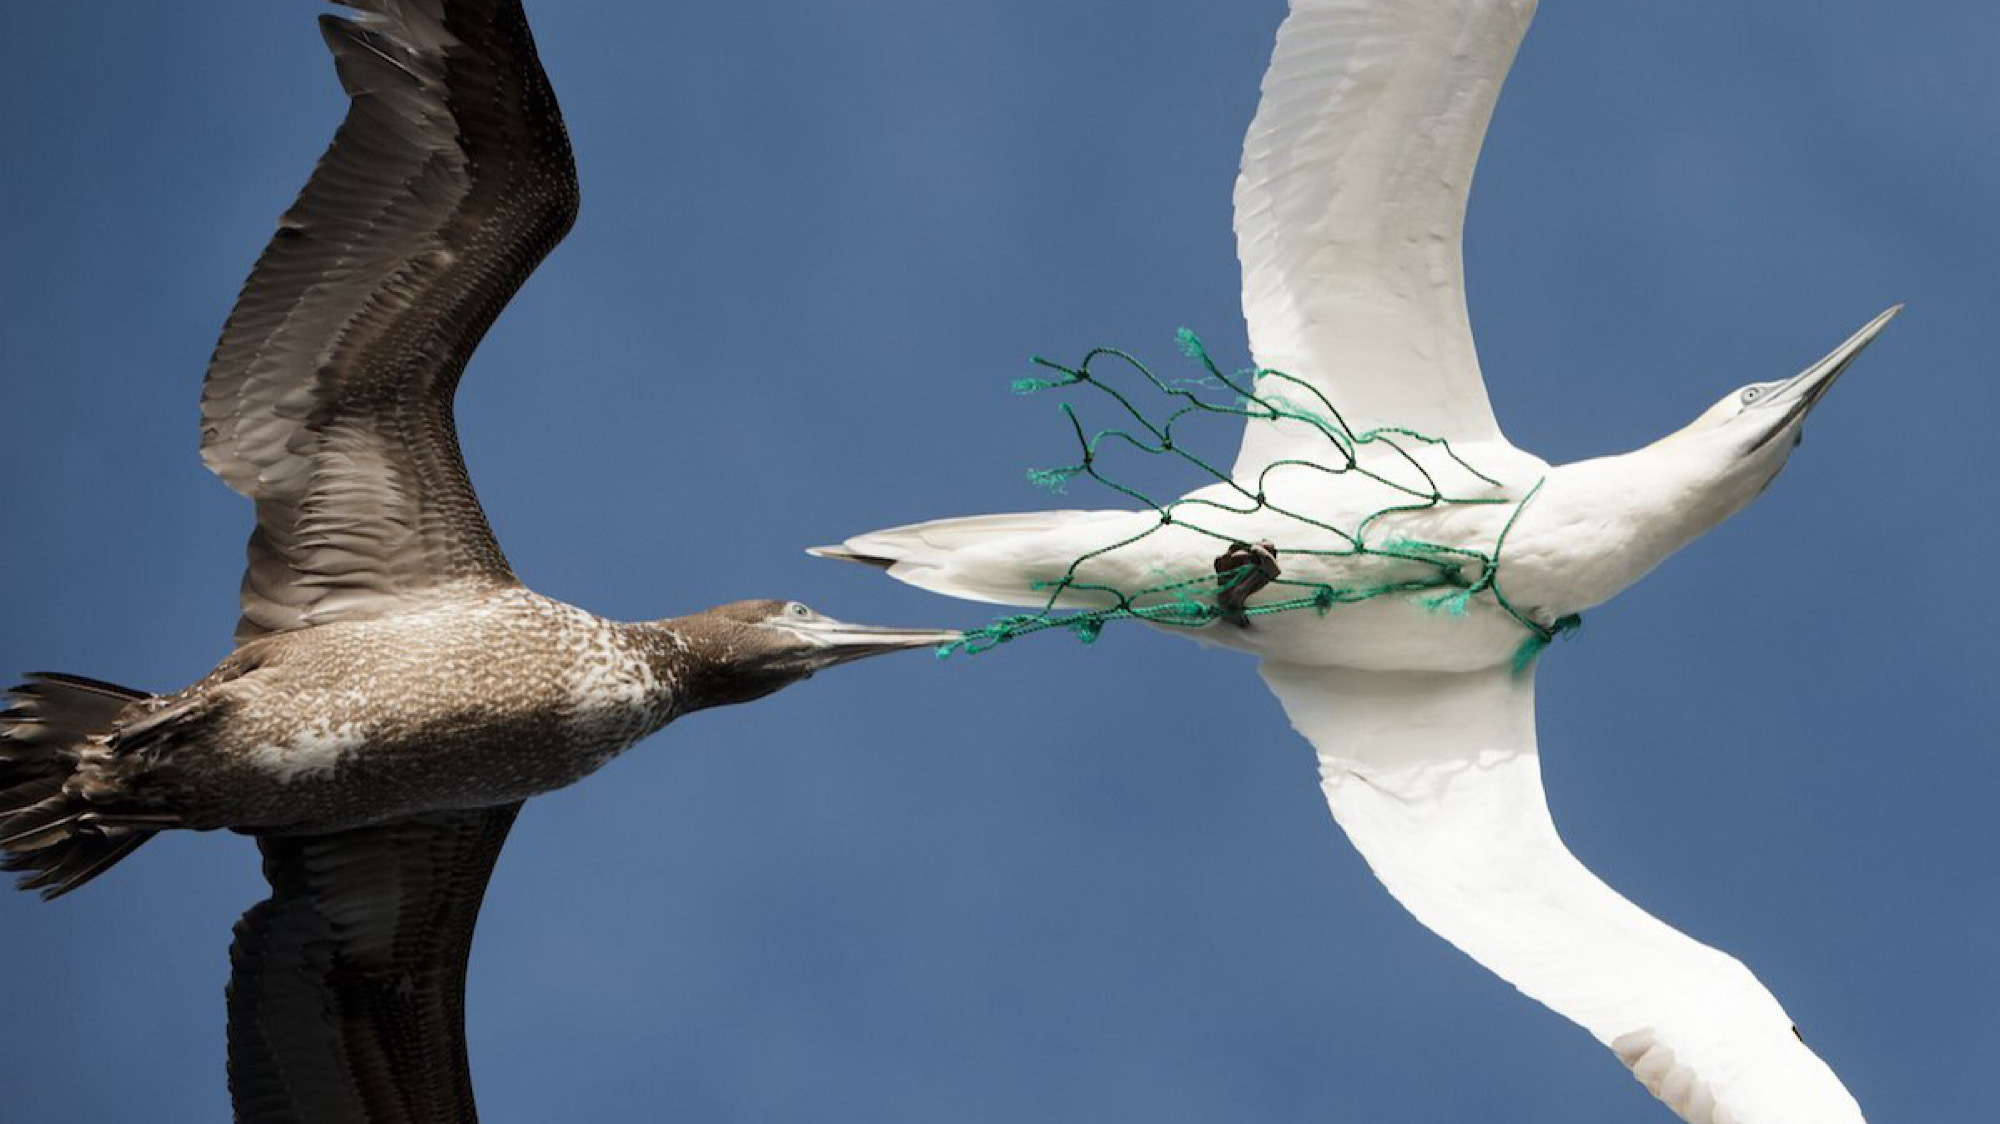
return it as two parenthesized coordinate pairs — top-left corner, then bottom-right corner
(1259, 661), (1865, 1124)
(1233, 0), (1533, 477)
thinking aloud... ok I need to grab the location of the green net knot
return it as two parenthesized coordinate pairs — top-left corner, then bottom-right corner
(1165, 591), (1219, 625)
(1013, 357), (1088, 396)
(1511, 613), (1584, 673)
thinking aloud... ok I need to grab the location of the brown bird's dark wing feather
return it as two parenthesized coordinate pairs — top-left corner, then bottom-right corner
(226, 803), (522, 1124)
(202, 0), (578, 644)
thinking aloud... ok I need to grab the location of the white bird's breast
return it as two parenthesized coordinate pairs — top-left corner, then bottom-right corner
(1115, 443), (1563, 671)
(1192, 591), (1538, 671)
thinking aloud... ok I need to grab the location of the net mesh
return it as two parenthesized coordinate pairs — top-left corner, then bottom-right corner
(943, 331), (1580, 669)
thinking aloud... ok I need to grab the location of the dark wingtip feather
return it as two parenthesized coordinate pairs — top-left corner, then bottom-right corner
(20, 672), (150, 701)
(806, 545), (897, 570)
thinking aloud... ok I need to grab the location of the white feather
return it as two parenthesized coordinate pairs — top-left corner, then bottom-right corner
(1234, 0), (1537, 474)
(1260, 661), (1864, 1124)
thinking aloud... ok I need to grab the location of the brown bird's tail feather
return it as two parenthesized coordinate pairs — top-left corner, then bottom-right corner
(0, 673), (159, 898)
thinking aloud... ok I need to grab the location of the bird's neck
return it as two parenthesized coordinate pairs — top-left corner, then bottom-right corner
(630, 618), (787, 716)
(1508, 441), (1757, 616)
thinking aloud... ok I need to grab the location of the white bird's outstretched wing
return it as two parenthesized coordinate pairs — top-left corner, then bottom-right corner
(1233, 0), (1533, 477)
(1259, 661), (1865, 1124)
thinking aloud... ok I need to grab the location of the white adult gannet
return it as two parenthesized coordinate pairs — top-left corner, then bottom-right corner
(814, 1), (1893, 1120)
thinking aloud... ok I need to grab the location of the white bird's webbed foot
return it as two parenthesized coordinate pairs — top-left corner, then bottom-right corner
(1213, 541), (1281, 627)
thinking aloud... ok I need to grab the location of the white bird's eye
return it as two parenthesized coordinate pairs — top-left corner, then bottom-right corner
(1740, 386), (1764, 405)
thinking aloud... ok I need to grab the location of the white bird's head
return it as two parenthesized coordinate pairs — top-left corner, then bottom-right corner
(1521, 306), (1901, 619)
(1645, 305), (1901, 524)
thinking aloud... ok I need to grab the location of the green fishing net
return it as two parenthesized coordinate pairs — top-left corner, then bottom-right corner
(944, 330), (1579, 669)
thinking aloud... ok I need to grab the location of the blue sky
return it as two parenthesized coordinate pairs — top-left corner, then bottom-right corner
(1, 1), (1994, 1120)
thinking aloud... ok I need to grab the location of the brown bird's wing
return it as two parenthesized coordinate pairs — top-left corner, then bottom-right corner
(202, 0), (578, 643)
(226, 803), (522, 1124)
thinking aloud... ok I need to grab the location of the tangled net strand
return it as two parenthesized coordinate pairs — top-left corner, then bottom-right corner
(945, 330), (1580, 669)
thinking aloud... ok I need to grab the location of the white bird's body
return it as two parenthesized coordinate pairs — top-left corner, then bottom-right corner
(833, 441), (1551, 671)
(819, 1), (1894, 1121)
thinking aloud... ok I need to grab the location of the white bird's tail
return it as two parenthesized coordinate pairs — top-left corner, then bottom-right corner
(811, 510), (1141, 609)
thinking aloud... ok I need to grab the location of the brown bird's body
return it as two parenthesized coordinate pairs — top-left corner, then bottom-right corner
(0, 2), (952, 1120)
(45, 591), (795, 836)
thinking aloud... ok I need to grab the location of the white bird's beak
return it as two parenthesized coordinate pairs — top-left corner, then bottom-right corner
(1746, 304), (1902, 448)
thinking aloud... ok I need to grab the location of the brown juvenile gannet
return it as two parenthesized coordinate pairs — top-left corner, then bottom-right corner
(0, 1), (955, 1121)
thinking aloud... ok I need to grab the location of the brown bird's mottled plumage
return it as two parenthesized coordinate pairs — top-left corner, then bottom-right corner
(0, 2), (954, 1121)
